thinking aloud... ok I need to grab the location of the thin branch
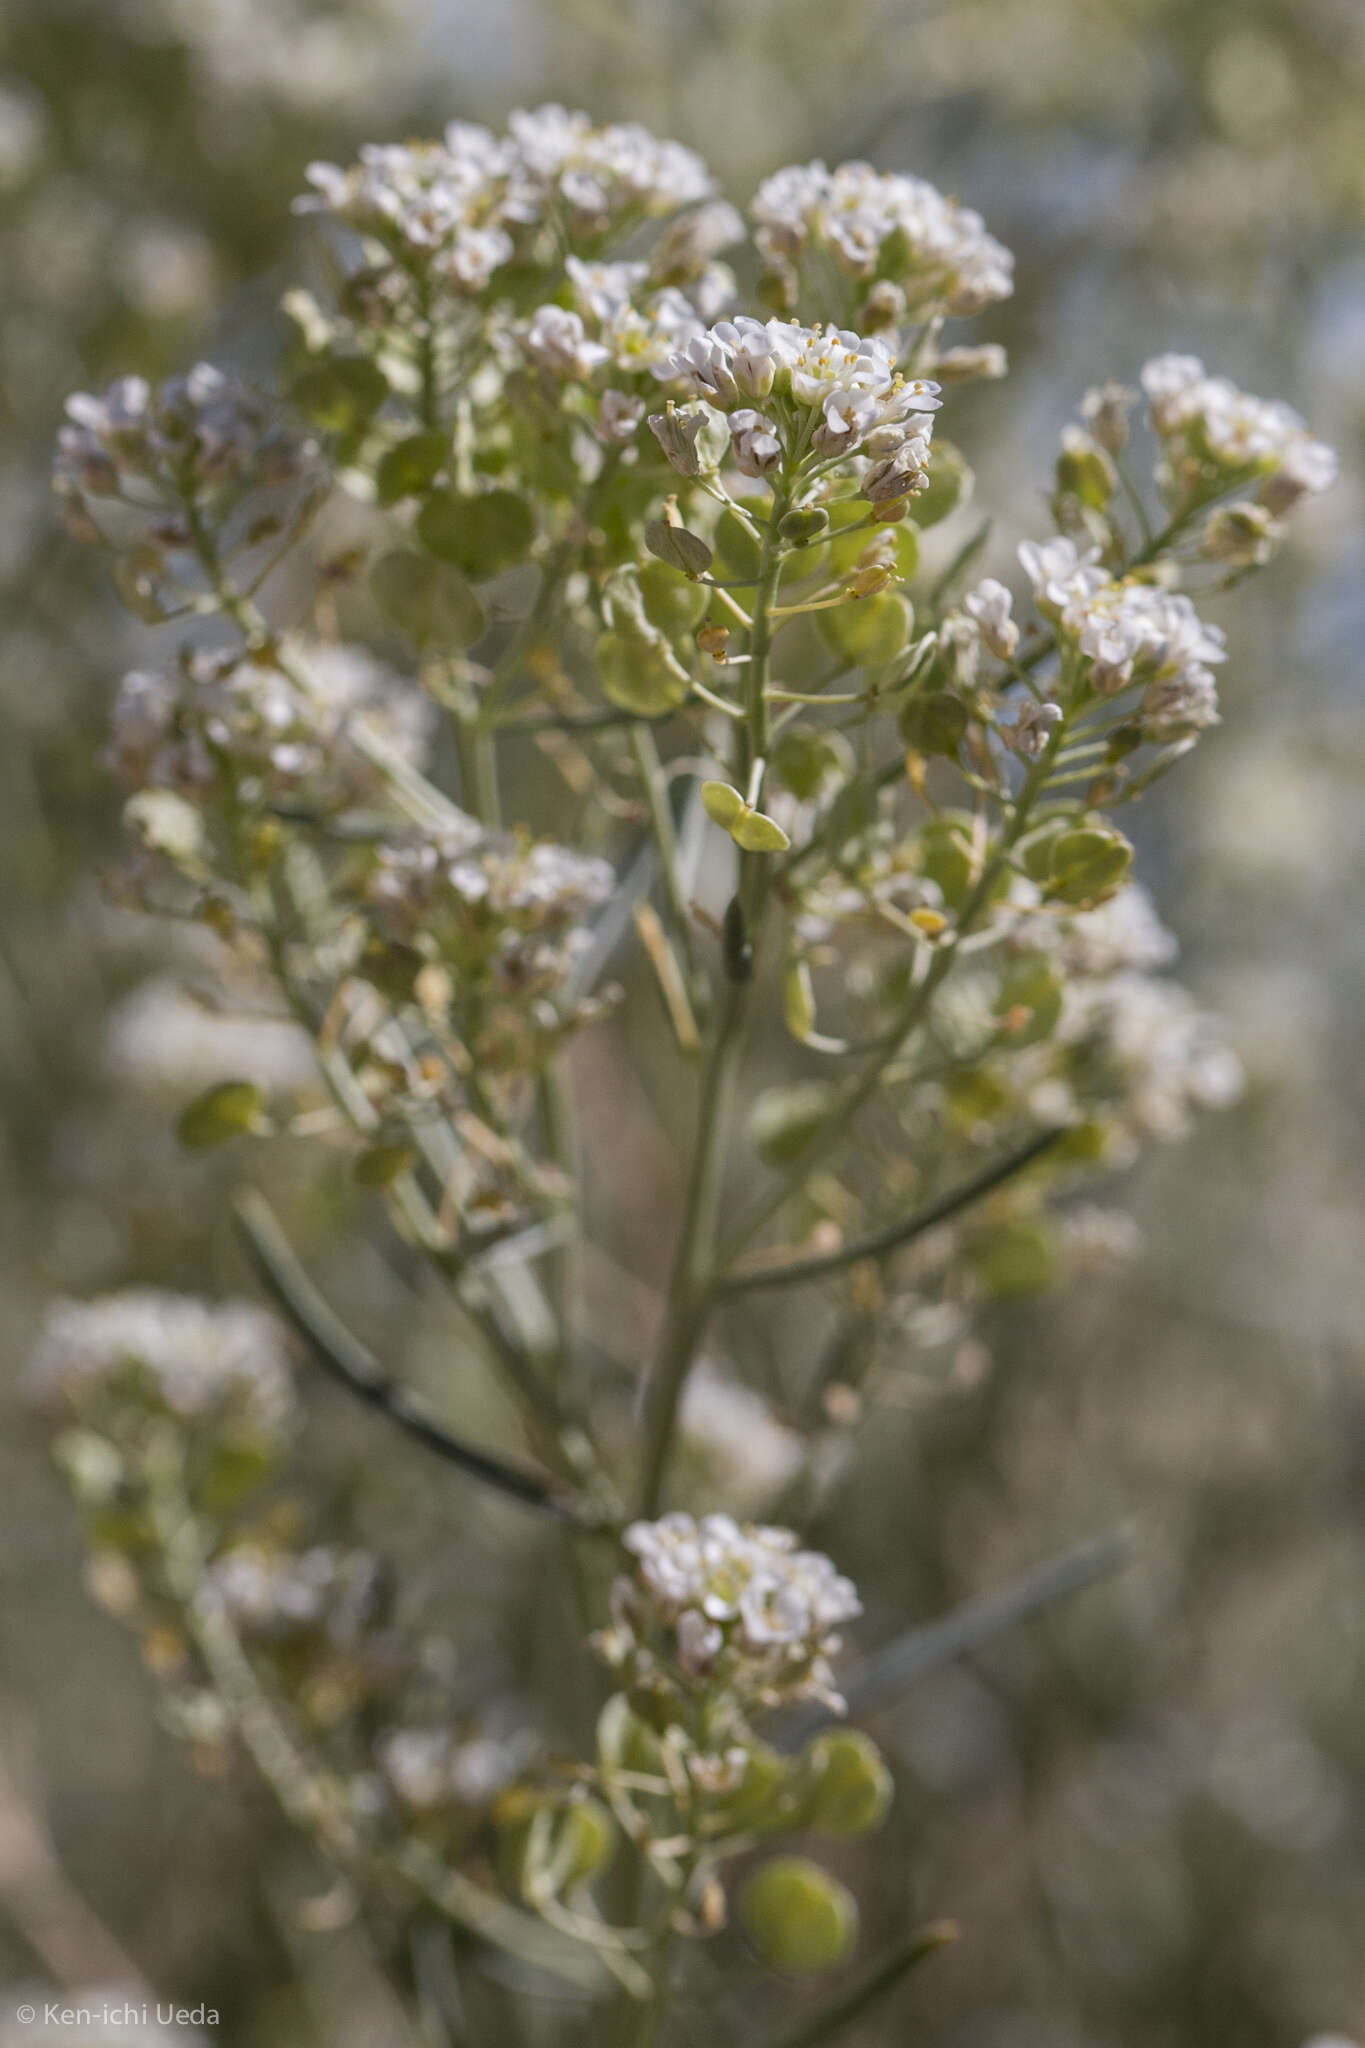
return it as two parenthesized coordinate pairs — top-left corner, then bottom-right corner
(756, 1921), (960, 2048)
(783, 1529), (1131, 1748)
(717, 1127), (1068, 1294)
(234, 1189), (592, 1525)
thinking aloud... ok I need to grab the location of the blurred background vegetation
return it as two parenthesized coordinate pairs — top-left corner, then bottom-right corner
(1, 2), (1363, 2043)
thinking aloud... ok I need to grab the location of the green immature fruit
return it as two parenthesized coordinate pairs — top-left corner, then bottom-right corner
(778, 506), (830, 546)
(909, 438), (973, 527)
(1039, 824), (1134, 908)
(701, 781), (790, 852)
(417, 488), (535, 580)
(899, 687), (969, 758)
(375, 430), (448, 505)
(644, 518), (713, 577)
(739, 1857), (859, 1974)
(597, 629), (691, 715)
(801, 1731), (894, 1840)
(291, 354), (388, 434)
(638, 558), (707, 635)
(967, 1215), (1060, 1297)
(713, 1743), (792, 1835)
(494, 1791), (616, 1902)
(176, 1081), (266, 1150)
(371, 550), (486, 649)
(817, 592), (913, 668)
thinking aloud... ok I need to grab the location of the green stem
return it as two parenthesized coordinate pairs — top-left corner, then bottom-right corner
(455, 714), (502, 828)
(629, 723), (702, 1008)
(633, 495), (788, 1517)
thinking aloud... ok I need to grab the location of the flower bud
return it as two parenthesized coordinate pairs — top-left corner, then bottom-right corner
(778, 506), (829, 546)
(1056, 425), (1115, 510)
(858, 280), (906, 331)
(1081, 379), (1135, 454)
(934, 343), (1008, 385)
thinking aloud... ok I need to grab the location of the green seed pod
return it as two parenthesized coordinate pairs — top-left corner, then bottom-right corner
(1056, 428), (1116, 511)
(417, 488), (535, 580)
(371, 550), (486, 650)
(800, 1731), (894, 1839)
(738, 1857), (859, 1974)
(778, 506), (830, 547)
(596, 628), (691, 716)
(291, 354), (388, 435)
(967, 1215), (1060, 1297)
(552, 1797), (618, 1889)
(375, 430), (449, 506)
(713, 1742), (793, 1835)
(1042, 825), (1134, 908)
(494, 1790), (616, 1901)
(910, 438), (973, 528)
(644, 518), (713, 577)
(639, 558), (708, 635)
(176, 1081), (267, 1150)
(817, 592), (912, 668)
(899, 687), (969, 758)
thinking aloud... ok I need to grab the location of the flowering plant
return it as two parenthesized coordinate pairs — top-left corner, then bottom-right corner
(40, 102), (1334, 2044)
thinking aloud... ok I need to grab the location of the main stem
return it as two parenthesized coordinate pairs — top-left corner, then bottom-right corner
(633, 491), (787, 1521)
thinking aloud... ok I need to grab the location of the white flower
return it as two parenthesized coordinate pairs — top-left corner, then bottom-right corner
(566, 256), (648, 322)
(523, 304), (610, 381)
(28, 1291), (295, 1438)
(729, 408), (782, 477)
(680, 1364), (805, 1507)
(752, 160), (1013, 316)
(1061, 971), (1243, 1140)
(670, 316), (782, 406)
(1052, 883), (1179, 977)
(1140, 353), (1337, 513)
(105, 976), (316, 1094)
(1139, 353), (1206, 432)
(1017, 541), (1226, 734)
(964, 577), (1019, 660)
(1017, 536), (1106, 617)
(1007, 697), (1063, 759)
(596, 388), (646, 445)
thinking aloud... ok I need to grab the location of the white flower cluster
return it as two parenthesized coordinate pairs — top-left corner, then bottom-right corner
(667, 317), (940, 502)
(1141, 354), (1338, 515)
(105, 975), (317, 1094)
(108, 640), (430, 808)
(679, 1365), (805, 1512)
(300, 105), (714, 289)
(27, 1291), (295, 1440)
(380, 1724), (527, 1812)
(522, 253), (730, 419)
(207, 1542), (381, 1642)
(616, 1513), (862, 1711)
(56, 364), (308, 502)
(367, 822), (615, 1016)
(1058, 968), (1244, 1143)
(1050, 882), (1180, 979)
(1019, 537), (1227, 738)
(752, 159), (1014, 317)
(371, 820), (614, 929)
